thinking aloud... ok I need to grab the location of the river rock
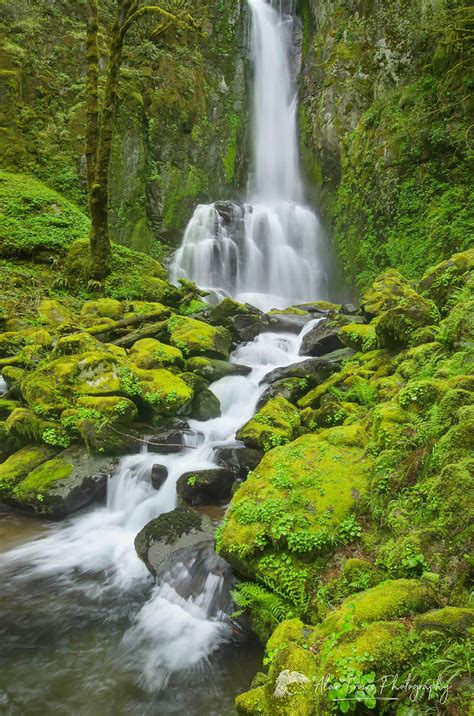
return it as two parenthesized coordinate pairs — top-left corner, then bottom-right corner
(257, 377), (310, 408)
(230, 312), (311, 342)
(134, 505), (215, 576)
(299, 321), (344, 357)
(147, 428), (188, 454)
(191, 388), (221, 421)
(2, 446), (116, 518)
(177, 468), (237, 506)
(213, 444), (263, 480)
(187, 356), (251, 381)
(262, 354), (347, 386)
(151, 464), (168, 490)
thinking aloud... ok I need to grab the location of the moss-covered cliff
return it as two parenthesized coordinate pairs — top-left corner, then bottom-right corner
(0, 0), (249, 252)
(299, 0), (473, 291)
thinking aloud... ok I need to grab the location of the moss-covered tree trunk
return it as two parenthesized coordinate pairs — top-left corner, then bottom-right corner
(85, 0), (197, 279)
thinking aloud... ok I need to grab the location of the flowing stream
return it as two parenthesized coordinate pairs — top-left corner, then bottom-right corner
(0, 1), (328, 712)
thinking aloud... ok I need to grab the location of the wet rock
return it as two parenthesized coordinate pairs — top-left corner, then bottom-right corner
(177, 468), (237, 505)
(299, 321), (344, 357)
(191, 388), (221, 421)
(2, 446), (116, 518)
(134, 505), (215, 576)
(213, 444), (263, 480)
(186, 356), (251, 381)
(257, 377), (310, 408)
(263, 354), (346, 386)
(151, 464), (168, 490)
(230, 312), (311, 342)
(341, 303), (358, 315)
(147, 429), (188, 454)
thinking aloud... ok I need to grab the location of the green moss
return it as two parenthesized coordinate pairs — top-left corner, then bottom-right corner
(52, 333), (103, 356)
(80, 299), (124, 321)
(0, 171), (89, 258)
(131, 366), (193, 416)
(12, 455), (73, 504)
(37, 299), (73, 328)
(418, 248), (474, 312)
(338, 323), (377, 352)
(167, 315), (231, 359)
(413, 607), (474, 637)
(128, 338), (184, 370)
(0, 444), (57, 497)
(236, 397), (301, 451)
(314, 579), (438, 638)
(74, 396), (137, 424)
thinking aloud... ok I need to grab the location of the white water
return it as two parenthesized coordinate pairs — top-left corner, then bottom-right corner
(170, 0), (327, 311)
(0, 322), (318, 693)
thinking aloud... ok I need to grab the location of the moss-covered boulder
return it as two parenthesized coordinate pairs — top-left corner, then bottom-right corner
(52, 332), (103, 356)
(339, 322), (377, 352)
(413, 607), (474, 637)
(134, 505), (214, 576)
(218, 427), (371, 598)
(131, 367), (193, 416)
(208, 297), (251, 327)
(190, 388), (221, 421)
(80, 299), (123, 322)
(127, 338), (184, 370)
(418, 249), (474, 312)
(0, 444), (58, 499)
(375, 296), (440, 348)
(4, 407), (57, 444)
(74, 395), (137, 423)
(236, 397), (300, 451)
(37, 299), (73, 328)
(361, 269), (425, 317)
(186, 356), (251, 381)
(5, 447), (116, 517)
(177, 468), (236, 506)
(167, 315), (232, 359)
(314, 579), (438, 638)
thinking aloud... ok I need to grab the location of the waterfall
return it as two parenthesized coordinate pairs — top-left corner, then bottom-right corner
(170, 0), (327, 311)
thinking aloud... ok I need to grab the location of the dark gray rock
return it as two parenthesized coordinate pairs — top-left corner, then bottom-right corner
(187, 357), (251, 382)
(230, 312), (312, 342)
(147, 429), (187, 454)
(177, 468), (237, 505)
(342, 303), (359, 315)
(151, 464), (168, 490)
(191, 388), (221, 421)
(257, 377), (309, 409)
(299, 321), (344, 357)
(213, 444), (263, 480)
(134, 506), (214, 576)
(263, 355), (342, 386)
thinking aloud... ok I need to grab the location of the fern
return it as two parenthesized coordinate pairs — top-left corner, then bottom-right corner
(231, 581), (295, 624)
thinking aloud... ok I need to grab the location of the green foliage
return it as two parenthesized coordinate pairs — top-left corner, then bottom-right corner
(0, 172), (90, 258)
(231, 581), (295, 625)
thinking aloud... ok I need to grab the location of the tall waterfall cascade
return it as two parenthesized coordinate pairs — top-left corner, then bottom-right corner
(170, 0), (327, 311)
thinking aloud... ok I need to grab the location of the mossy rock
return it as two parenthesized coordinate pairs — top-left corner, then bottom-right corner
(81, 299), (123, 321)
(361, 269), (426, 317)
(7, 447), (115, 517)
(375, 296), (440, 349)
(186, 356), (251, 381)
(338, 323), (377, 352)
(0, 171), (90, 258)
(22, 351), (123, 414)
(128, 338), (184, 370)
(134, 505), (214, 576)
(413, 607), (474, 637)
(52, 332), (103, 356)
(190, 388), (221, 421)
(236, 397), (301, 451)
(208, 297), (250, 327)
(127, 301), (170, 317)
(38, 299), (73, 328)
(132, 367), (193, 416)
(0, 444), (58, 499)
(0, 331), (22, 357)
(370, 401), (415, 451)
(4, 407), (56, 444)
(74, 395), (138, 423)
(167, 315), (232, 359)
(314, 579), (438, 638)
(0, 398), (20, 419)
(437, 298), (474, 348)
(235, 686), (266, 715)
(262, 642), (318, 715)
(418, 249), (474, 312)
(398, 378), (446, 413)
(218, 429), (371, 583)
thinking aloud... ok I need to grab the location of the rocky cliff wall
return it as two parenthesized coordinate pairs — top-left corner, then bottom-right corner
(0, 0), (249, 254)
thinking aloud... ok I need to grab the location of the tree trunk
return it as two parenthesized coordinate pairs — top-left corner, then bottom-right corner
(85, 0), (99, 194)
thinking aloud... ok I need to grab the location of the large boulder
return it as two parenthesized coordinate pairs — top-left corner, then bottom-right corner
(134, 505), (215, 576)
(167, 315), (232, 359)
(132, 367), (193, 416)
(0, 445), (58, 499)
(236, 397), (300, 451)
(190, 388), (221, 421)
(1, 446), (116, 518)
(262, 352), (350, 385)
(127, 338), (185, 370)
(299, 320), (344, 357)
(218, 425), (371, 583)
(177, 468), (237, 505)
(418, 249), (474, 312)
(81, 298), (123, 322)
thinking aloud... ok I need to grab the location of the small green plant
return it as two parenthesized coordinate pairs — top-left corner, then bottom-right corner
(337, 515), (362, 544)
(42, 427), (70, 448)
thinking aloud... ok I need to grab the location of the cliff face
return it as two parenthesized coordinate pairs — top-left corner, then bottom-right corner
(299, 0), (473, 290)
(0, 0), (249, 253)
